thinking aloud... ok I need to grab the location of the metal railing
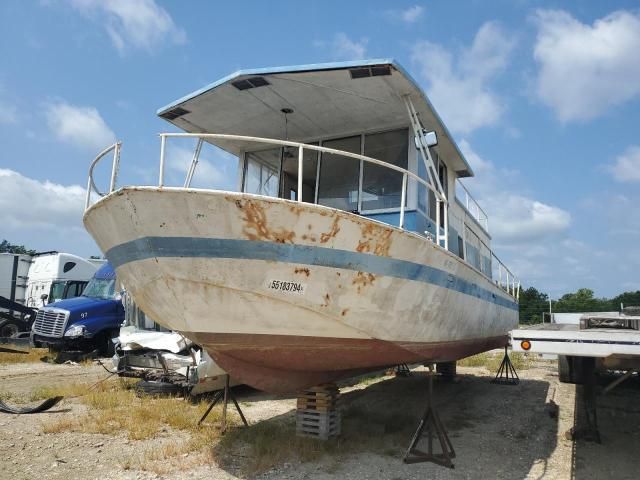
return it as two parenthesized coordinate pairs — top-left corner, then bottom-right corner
(85, 133), (519, 299)
(456, 179), (489, 232)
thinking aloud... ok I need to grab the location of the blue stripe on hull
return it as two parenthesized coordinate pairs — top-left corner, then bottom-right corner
(106, 237), (519, 311)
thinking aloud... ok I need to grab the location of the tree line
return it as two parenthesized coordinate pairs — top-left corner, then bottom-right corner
(519, 286), (640, 324)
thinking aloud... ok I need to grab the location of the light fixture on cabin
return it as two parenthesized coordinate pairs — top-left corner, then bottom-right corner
(281, 108), (295, 159)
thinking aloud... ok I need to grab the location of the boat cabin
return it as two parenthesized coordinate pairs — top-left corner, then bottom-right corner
(157, 60), (496, 282)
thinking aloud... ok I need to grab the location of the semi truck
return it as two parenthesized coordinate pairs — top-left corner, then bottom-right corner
(31, 262), (125, 355)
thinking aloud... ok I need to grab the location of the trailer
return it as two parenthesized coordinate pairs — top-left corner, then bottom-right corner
(511, 309), (640, 384)
(511, 308), (640, 441)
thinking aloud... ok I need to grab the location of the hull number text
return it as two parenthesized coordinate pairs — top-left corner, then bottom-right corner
(267, 279), (306, 295)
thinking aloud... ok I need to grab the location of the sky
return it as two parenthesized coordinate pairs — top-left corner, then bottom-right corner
(1, 0), (640, 299)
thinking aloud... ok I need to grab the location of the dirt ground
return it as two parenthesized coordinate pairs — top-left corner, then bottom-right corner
(1, 357), (639, 480)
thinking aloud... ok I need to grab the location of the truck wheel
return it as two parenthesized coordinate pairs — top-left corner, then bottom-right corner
(436, 361), (457, 380)
(0, 319), (22, 338)
(98, 330), (117, 357)
(558, 355), (572, 383)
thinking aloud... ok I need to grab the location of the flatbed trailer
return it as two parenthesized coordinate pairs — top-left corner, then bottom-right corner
(511, 313), (640, 384)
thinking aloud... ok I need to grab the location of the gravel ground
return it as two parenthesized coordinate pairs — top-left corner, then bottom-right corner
(1, 359), (638, 480)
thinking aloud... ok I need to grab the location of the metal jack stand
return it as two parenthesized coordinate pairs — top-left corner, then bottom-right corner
(492, 346), (519, 385)
(403, 365), (455, 469)
(197, 375), (248, 433)
(395, 363), (412, 377)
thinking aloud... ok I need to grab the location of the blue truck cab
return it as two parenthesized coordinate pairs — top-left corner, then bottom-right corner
(31, 263), (124, 354)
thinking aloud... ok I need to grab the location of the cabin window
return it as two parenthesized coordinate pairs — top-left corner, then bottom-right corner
(280, 143), (318, 202)
(317, 136), (361, 212)
(361, 129), (408, 211)
(244, 148), (281, 197)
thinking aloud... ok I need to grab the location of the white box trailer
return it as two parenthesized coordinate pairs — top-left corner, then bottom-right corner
(0, 253), (32, 306)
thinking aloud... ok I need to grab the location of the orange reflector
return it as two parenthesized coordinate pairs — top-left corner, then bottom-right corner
(520, 340), (531, 351)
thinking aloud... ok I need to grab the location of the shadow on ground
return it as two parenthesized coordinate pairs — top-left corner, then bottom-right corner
(571, 374), (640, 480)
(215, 370), (558, 478)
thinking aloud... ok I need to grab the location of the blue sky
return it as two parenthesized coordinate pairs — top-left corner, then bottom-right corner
(1, 0), (640, 299)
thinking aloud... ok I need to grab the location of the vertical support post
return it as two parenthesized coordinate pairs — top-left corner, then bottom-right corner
(399, 172), (408, 229)
(184, 138), (203, 188)
(443, 200), (449, 251)
(85, 176), (92, 210)
(435, 199), (441, 246)
(109, 142), (121, 193)
(159, 134), (167, 187)
(297, 145), (304, 202)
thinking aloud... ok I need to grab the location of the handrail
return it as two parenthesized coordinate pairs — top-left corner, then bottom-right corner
(84, 133), (519, 300)
(456, 179), (489, 232)
(85, 142), (121, 210)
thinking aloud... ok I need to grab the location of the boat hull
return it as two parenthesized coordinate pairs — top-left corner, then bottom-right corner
(84, 187), (518, 393)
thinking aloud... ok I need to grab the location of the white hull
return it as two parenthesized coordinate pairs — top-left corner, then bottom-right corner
(84, 187), (518, 392)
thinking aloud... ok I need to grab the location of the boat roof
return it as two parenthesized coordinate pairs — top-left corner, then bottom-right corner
(157, 59), (473, 177)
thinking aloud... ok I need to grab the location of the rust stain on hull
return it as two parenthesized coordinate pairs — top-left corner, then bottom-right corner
(320, 216), (341, 243)
(356, 222), (393, 256)
(352, 271), (376, 293)
(294, 267), (310, 277)
(233, 199), (296, 244)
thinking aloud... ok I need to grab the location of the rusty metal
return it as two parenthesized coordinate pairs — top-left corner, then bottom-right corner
(404, 365), (455, 468)
(197, 374), (248, 433)
(492, 346), (519, 385)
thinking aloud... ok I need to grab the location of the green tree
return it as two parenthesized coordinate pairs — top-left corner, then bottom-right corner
(0, 239), (36, 255)
(518, 286), (549, 324)
(553, 288), (610, 313)
(609, 291), (640, 310)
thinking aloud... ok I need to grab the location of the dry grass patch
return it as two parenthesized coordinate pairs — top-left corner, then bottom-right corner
(40, 378), (239, 473)
(0, 347), (49, 365)
(458, 351), (533, 372)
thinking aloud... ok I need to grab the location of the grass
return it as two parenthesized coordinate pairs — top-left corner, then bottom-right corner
(0, 347), (50, 365)
(40, 378), (237, 474)
(458, 351), (534, 371)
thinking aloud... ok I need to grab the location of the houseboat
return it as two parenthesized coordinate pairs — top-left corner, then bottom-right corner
(83, 60), (519, 393)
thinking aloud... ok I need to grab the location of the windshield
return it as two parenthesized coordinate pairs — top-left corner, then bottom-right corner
(82, 278), (116, 300)
(49, 281), (66, 303)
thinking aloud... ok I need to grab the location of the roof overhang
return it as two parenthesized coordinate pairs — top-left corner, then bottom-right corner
(157, 59), (473, 178)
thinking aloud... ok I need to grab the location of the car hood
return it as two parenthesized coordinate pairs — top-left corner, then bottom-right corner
(46, 296), (116, 312)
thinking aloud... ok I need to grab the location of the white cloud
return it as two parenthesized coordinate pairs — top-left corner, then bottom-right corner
(46, 102), (116, 151)
(386, 5), (424, 24)
(533, 9), (640, 122)
(166, 143), (238, 190)
(608, 145), (640, 182)
(0, 100), (17, 124)
(330, 33), (368, 60)
(69, 0), (186, 53)
(458, 140), (570, 243)
(489, 195), (571, 242)
(411, 22), (515, 134)
(0, 169), (86, 230)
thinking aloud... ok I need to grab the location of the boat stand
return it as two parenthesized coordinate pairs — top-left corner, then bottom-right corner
(395, 363), (412, 377)
(492, 346), (519, 385)
(403, 365), (455, 469)
(197, 375), (248, 433)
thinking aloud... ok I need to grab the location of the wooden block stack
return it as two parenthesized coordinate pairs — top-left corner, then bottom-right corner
(295, 383), (341, 440)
